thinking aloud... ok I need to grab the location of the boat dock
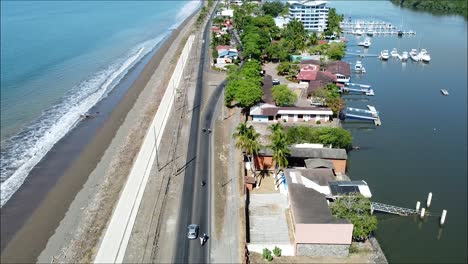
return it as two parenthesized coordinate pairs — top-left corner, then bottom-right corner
(341, 105), (382, 126)
(371, 202), (419, 216)
(341, 82), (374, 96)
(340, 19), (416, 36)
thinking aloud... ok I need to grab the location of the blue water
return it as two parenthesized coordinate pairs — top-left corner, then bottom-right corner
(0, 0), (200, 206)
(328, 1), (467, 262)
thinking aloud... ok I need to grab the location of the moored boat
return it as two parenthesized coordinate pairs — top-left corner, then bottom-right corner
(410, 49), (420, 61)
(419, 49), (431, 62)
(401, 51), (409, 61)
(354, 60), (366, 73)
(380, 50), (389, 60)
(440, 89), (449, 96)
(391, 48), (399, 57)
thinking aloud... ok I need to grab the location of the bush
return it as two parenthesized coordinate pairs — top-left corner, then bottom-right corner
(262, 248), (273, 261)
(316, 120), (321, 124)
(273, 246), (282, 257)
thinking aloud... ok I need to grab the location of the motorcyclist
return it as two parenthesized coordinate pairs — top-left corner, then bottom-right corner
(200, 233), (208, 245)
(201, 180), (206, 186)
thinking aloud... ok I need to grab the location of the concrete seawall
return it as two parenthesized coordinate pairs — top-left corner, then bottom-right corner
(94, 35), (195, 264)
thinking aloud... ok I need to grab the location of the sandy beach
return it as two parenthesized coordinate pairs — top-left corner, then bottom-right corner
(1, 8), (200, 263)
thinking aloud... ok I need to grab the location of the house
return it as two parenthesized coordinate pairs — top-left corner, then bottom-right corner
(218, 49), (238, 60)
(325, 60), (351, 83)
(288, 0), (329, 32)
(216, 45), (231, 53)
(255, 145), (348, 174)
(250, 103), (333, 123)
(274, 17), (290, 29)
(221, 9), (234, 17)
(283, 168), (353, 257)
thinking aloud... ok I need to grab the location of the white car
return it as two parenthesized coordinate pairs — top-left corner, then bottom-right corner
(272, 79), (280, 85)
(187, 224), (199, 240)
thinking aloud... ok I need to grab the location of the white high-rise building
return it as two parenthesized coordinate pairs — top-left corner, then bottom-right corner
(288, 0), (329, 32)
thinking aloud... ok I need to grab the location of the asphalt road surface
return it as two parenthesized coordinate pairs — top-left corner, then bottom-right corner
(172, 3), (225, 263)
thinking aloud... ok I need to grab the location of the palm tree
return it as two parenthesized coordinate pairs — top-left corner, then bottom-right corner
(233, 122), (260, 174)
(268, 124), (290, 189)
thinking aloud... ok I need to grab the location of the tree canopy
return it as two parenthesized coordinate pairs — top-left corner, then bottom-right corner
(324, 8), (344, 36)
(311, 83), (345, 115)
(391, 0), (467, 18)
(224, 60), (263, 108)
(282, 19), (308, 52)
(330, 194), (378, 241)
(286, 126), (353, 149)
(262, 1), (285, 17)
(272, 84), (298, 106)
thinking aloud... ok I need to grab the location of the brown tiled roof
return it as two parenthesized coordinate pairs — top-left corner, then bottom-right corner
(316, 71), (337, 82)
(326, 61), (351, 77)
(216, 45), (231, 51)
(308, 80), (326, 95)
(297, 70), (318, 81)
(262, 75), (274, 104)
(300, 59), (321, 66)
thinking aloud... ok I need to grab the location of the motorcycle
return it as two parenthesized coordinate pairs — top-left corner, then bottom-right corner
(200, 233), (208, 246)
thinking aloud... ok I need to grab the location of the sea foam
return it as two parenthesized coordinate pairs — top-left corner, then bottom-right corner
(0, 34), (167, 208)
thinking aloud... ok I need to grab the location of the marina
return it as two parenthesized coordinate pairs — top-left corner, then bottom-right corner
(330, 0), (467, 262)
(340, 20), (416, 36)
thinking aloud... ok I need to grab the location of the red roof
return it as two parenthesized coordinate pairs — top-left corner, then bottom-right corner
(297, 70), (318, 81)
(318, 40), (328, 45)
(316, 71), (337, 82)
(326, 61), (351, 77)
(216, 45), (231, 51)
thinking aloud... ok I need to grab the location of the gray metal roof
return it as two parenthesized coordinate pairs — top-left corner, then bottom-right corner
(304, 158), (335, 169)
(285, 170), (349, 224)
(259, 146), (348, 160)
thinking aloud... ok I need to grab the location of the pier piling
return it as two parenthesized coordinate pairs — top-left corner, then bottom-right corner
(416, 201), (421, 212)
(426, 192), (433, 208)
(440, 210), (447, 226)
(420, 208), (426, 219)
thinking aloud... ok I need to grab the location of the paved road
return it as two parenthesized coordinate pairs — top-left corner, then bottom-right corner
(172, 3), (225, 263)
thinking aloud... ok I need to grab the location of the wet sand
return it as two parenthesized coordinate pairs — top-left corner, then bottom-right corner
(0, 11), (198, 263)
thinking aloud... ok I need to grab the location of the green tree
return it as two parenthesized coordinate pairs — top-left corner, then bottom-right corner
(308, 32), (318, 46)
(262, 1), (285, 17)
(268, 125), (290, 185)
(272, 84), (298, 106)
(326, 42), (346, 60)
(233, 123), (261, 181)
(285, 126), (352, 149)
(330, 194), (378, 241)
(282, 19), (308, 52)
(325, 96), (345, 115)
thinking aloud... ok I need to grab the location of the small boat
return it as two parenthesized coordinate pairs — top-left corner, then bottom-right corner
(380, 50), (389, 60)
(354, 61), (366, 73)
(391, 48), (399, 57)
(401, 51), (409, 61)
(419, 49), (431, 62)
(358, 37), (371, 48)
(397, 30), (403, 37)
(355, 29), (363, 35)
(410, 49), (420, 61)
(440, 89), (449, 96)
(367, 29), (374, 36)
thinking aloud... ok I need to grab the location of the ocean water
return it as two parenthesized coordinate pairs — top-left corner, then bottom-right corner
(0, 0), (201, 207)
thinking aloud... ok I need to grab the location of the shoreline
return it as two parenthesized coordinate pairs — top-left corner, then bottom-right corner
(0, 10), (198, 263)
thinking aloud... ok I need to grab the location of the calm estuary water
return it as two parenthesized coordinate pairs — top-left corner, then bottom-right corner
(328, 1), (467, 263)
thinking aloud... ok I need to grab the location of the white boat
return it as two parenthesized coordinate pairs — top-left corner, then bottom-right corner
(367, 29), (374, 36)
(354, 61), (366, 73)
(440, 89), (449, 96)
(410, 49), (420, 61)
(380, 50), (389, 60)
(390, 48), (399, 57)
(358, 37), (371, 48)
(401, 51), (409, 61)
(419, 49), (431, 62)
(355, 29), (363, 35)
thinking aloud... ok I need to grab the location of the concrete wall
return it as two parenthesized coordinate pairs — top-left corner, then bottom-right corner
(296, 243), (350, 257)
(247, 243), (294, 256)
(94, 35), (195, 263)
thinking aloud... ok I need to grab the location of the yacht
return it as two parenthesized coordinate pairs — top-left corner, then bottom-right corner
(358, 37), (371, 48)
(367, 29), (374, 36)
(391, 48), (399, 57)
(401, 51), (409, 61)
(354, 61), (366, 73)
(440, 89), (449, 96)
(355, 24), (363, 35)
(380, 50), (389, 60)
(410, 49), (420, 61)
(419, 49), (431, 62)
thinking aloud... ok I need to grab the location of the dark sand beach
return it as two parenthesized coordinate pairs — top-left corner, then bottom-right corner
(1, 10), (198, 263)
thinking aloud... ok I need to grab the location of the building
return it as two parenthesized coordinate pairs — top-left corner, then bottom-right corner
(274, 17), (290, 29)
(255, 145), (348, 174)
(284, 169), (353, 256)
(288, 0), (329, 32)
(250, 103), (333, 123)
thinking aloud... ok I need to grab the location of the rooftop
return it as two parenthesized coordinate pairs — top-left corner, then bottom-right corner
(259, 146), (348, 160)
